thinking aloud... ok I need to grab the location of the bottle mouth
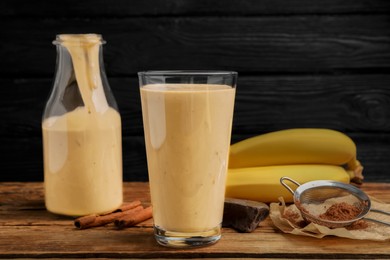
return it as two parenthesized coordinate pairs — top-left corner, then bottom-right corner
(53, 34), (106, 45)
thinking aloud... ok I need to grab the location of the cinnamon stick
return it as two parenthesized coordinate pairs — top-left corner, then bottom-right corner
(112, 201), (142, 213)
(74, 201), (142, 229)
(115, 206), (153, 229)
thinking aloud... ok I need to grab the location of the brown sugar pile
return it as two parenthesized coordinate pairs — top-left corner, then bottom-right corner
(319, 202), (361, 221)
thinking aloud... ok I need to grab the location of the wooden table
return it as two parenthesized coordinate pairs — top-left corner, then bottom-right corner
(1, 182), (389, 259)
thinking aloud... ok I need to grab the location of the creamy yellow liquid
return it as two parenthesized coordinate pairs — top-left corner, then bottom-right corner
(43, 34), (122, 216)
(43, 107), (122, 216)
(140, 84), (235, 232)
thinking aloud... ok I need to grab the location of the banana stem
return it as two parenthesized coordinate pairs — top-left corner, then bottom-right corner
(347, 159), (364, 185)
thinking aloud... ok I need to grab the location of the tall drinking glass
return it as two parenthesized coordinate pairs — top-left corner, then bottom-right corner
(138, 71), (237, 248)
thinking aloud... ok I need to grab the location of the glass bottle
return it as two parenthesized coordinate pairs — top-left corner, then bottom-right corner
(42, 34), (123, 216)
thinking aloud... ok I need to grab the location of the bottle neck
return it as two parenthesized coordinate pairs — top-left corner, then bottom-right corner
(54, 36), (109, 114)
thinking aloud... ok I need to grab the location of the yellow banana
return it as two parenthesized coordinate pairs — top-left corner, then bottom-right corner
(225, 165), (351, 203)
(229, 128), (363, 183)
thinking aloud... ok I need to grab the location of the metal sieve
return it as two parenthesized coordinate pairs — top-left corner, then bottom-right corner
(280, 177), (390, 228)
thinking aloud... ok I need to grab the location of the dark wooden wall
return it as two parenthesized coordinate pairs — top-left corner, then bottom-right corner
(1, 0), (390, 182)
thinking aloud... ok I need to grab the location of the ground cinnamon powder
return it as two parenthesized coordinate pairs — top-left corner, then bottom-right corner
(318, 202), (369, 230)
(284, 201), (369, 230)
(319, 202), (361, 221)
(283, 209), (307, 228)
(346, 219), (369, 230)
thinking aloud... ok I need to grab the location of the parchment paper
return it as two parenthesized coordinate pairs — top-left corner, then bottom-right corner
(270, 196), (390, 241)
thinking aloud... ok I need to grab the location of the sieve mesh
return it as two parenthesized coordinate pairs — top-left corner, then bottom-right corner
(297, 186), (370, 228)
(281, 177), (371, 228)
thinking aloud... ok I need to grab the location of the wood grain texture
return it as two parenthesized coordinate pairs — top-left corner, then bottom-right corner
(0, 1), (389, 184)
(1, 0), (390, 17)
(1, 75), (389, 182)
(0, 133), (389, 183)
(0, 182), (389, 258)
(2, 75), (390, 138)
(1, 15), (390, 76)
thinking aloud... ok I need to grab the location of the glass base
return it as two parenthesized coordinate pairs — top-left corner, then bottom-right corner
(154, 224), (221, 248)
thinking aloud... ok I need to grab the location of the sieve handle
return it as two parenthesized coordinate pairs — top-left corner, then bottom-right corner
(363, 217), (390, 227)
(370, 208), (390, 216)
(280, 177), (301, 195)
(364, 208), (390, 227)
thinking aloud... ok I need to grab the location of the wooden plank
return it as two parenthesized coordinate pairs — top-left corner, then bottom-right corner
(0, 182), (389, 258)
(0, 182), (150, 208)
(1, 226), (390, 258)
(0, 132), (389, 182)
(1, 15), (390, 76)
(1, 0), (390, 16)
(2, 74), (390, 137)
(234, 75), (390, 134)
(0, 136), (148, 182)
(1, 75), (389, 182)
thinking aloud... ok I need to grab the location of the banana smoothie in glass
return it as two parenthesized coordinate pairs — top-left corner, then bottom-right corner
(139, 71), (236, 248)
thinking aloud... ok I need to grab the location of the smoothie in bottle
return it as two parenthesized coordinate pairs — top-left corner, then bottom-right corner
(42, 34), (122, 216)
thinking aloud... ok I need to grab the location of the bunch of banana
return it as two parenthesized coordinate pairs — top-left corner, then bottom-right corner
(226, 128), (364, 203)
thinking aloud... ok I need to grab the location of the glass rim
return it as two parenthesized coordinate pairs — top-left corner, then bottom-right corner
(138, 70), (237, 77)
